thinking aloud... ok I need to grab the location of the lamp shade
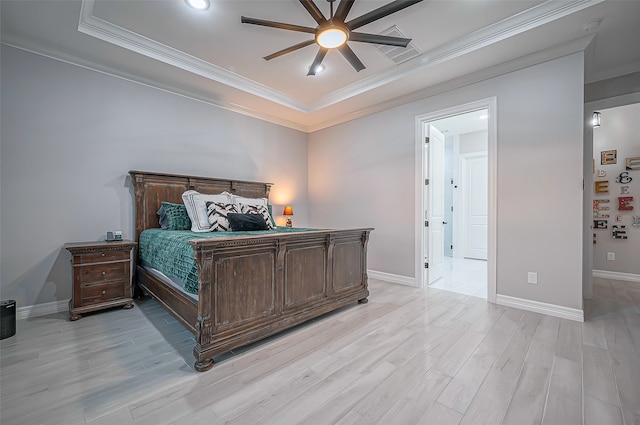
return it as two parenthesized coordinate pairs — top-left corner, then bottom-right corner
(283, 205), (294, 216)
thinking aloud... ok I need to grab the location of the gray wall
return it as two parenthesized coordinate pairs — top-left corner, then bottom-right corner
(309, 53), (585, 310)
(0, 46), (309, 308)
(592, 103), (640, 274)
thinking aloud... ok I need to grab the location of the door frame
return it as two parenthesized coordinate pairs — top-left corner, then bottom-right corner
(415, 97), (497, 302)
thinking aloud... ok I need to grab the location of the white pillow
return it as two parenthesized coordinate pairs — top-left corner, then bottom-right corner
(182, 190), (232, 232)
(230, 195), (269, 208)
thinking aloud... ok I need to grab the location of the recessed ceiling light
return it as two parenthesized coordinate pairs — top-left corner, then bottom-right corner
(313, 64), (326, 74)
(186, 0), (209, 11)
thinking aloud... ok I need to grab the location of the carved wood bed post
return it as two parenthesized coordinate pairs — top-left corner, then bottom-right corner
(358, 231), (370, 304)
(193, 245), (215, 372)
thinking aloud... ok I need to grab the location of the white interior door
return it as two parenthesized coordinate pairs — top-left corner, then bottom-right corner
(462, 153), (488, 260)
(426, 124), (445, 284)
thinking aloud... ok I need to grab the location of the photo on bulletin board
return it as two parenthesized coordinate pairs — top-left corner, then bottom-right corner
(601, 150), (617, 165)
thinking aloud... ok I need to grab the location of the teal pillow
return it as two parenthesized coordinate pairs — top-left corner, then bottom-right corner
(267, 204), (276, 227)
(160, 202), (191, 230)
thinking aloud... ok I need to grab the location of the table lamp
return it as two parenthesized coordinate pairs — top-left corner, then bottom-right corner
(283, 205), (294, 227)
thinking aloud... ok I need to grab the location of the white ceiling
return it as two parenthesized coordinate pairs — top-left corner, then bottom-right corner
(2, 0), (639, 132)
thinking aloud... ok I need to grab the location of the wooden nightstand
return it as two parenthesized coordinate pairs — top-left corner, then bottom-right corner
(65, 240), (137, 321)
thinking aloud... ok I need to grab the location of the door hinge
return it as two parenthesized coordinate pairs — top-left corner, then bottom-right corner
(425, 137), (430, 144)
(451, 206), (454, 212)
(425, 262), (429, 269)
(425, 178), (429, 185)
(425, 220), (429, 227)
(451, 244), (453, 250)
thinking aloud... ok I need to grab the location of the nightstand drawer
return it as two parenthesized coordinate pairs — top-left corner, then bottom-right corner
(80, 262), (127, 285)
(81, 282), (125, 305)
(77, 249), (130, 264)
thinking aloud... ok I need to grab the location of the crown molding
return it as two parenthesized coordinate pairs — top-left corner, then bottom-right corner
(307, 34), (595, 132)
(78, 0), (308, 113)
(77, 0), (603, 116)
(304, 0), (604, 111)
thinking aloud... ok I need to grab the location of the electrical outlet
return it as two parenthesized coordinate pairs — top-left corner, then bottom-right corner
(527, 272), (538, 284)
(607, 252), (615, 261)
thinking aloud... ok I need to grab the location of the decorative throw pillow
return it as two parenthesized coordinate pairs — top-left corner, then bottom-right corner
(229, 195), (276, 227)
(227, 213), (269, 231)
(206, 201), (238, 232)
(182, 190), (233, 232)
(160, 202), (191, 230)
(238, 203), (275, 229)
(157, 205), (169, 229)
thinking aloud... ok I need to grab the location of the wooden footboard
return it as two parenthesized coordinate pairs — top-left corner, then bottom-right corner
(190, 228), (371, 371)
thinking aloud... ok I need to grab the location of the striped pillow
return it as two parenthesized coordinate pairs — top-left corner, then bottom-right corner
(206, 202), (238, 232)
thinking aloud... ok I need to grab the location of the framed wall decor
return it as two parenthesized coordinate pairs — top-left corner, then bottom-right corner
(594, 219), (608, 229)
(626, 157), (640, 171)
(601, 150), (617, 165)
(612, 225), (628, 239)
(618, 196), (634, 211)
(595, 180), (609, 193)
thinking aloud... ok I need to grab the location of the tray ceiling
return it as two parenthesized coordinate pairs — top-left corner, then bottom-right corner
(2, 0), (639, 131)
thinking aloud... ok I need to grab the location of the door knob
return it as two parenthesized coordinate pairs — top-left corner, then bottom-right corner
(443, 221), (448, 224)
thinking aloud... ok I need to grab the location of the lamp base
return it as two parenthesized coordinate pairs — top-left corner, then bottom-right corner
(285, 218), (293, 228)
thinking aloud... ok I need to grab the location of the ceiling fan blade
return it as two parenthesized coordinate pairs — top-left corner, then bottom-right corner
(338, 44), (365, 72)
(299, 0), (326, 25)
(241, 16), (316, 34)
(334, 0), (355, 22)
(263, 40), (316, 61)
(346, 0), (423, 30)
(307, 48), (329, 76)
(349, 32), (411, 47)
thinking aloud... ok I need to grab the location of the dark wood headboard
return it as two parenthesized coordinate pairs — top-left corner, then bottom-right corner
(129, 170), (272, 243)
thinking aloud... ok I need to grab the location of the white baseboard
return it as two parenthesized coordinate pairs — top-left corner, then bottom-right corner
(496, 294), (584, 322)
(16, 300), (69, 320)
(592, 270), (640, 283)
(367, 270), (417, 287)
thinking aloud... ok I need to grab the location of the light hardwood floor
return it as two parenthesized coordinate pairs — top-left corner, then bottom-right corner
(1, 277), (639, 425)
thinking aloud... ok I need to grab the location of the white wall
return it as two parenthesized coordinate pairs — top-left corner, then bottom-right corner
(0, 46), (309, 308)
(592, 103), (640, 274)
(309, 53), (585, 311)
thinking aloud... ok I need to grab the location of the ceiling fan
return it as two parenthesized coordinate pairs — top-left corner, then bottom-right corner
(241, 0), (424, 76)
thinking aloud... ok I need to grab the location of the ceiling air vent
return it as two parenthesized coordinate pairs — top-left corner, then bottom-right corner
(375, 25), (421, 64)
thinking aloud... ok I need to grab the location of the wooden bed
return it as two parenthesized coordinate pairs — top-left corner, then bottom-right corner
(129, 170), (372, 371)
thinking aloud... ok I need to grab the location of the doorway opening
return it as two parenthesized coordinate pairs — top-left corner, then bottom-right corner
(416, 98), (497, 302)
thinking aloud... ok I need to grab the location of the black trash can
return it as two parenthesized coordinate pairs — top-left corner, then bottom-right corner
(1, 300), (16, 340)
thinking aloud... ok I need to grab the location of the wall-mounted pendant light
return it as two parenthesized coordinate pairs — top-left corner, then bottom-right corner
(593, 111), (601, 128)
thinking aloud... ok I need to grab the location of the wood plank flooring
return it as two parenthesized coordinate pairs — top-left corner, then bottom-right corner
(1, 277), (639, 425)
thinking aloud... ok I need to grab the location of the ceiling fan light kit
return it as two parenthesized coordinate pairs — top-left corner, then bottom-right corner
(317, 27), (348, 49)
(241, 0), (423, 76)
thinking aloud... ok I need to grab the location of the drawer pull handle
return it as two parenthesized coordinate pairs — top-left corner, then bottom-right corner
(102, 290), (106, 295)
(101, 271), (106, 276)
(101, 253), (105, 257)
